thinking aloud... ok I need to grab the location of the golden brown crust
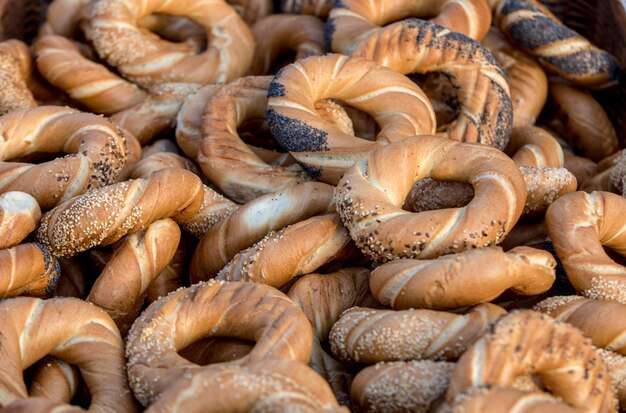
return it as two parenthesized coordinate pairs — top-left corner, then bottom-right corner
(29, 358), (79, 403)
(145, 235), (190, 304)
(0, 40), (37, 116)
(228, 0), (273, 24)
(505, 126), (564, 168)
(335, 136), (526, 261)
(0, 243), (60, 298)
(446, 310), (616, 413)
(0, 191), (41, 249)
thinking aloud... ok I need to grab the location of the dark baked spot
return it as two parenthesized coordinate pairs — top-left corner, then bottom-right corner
(543, 51), (621, 80)
(267, 78), (287, 98)
(507, 15), (573, 51)
(324, 18), (337, 51)
(266, 108), (329, 152)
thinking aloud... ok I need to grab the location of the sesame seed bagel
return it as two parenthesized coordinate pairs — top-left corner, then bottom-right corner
(335, 136), (526, 262)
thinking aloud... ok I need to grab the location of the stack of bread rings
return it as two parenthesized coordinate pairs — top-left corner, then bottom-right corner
(0, 0), (625, 411)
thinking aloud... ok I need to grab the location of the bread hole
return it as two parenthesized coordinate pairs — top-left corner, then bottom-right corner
(138, 14), (207, 52)
(408, 72), (460, 129)
(178, 337), (254, 366)
(314, 99), (380, 141)
(403, 178), (474, 212)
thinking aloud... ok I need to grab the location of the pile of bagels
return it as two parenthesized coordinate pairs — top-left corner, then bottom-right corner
(0, 0), (625, 411)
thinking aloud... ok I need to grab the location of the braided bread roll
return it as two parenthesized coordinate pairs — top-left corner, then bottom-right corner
(199, 75), (311, 202)
(329, 303), (506, 364)
(446, 310), (616, 413)
(351, 19), (513, 150)
(496, 0), (622, 88)
(34, 35), (147, 115)
(86, 218), (181, 334)
(328, 0), (492, 55)
(250, 14), (325, 75)
(83, 0), (255, 87)
(0, 106), (129, 209)
(0, 243), (60, 298)
(546, 191), (626, 304)
(217, 213), (355, 289)
(370, 246), (555, 311)
(29, 358), (79, 403)
(549, 80), (618, 162)
(335, 136), (526, 261)
(0, 297), (135, 411)
(126, 280), (313, 406)
(0, 40), (36, 115)
(351, 360), (454, 413)
(190, 181), (334, 281)
(0, 191), (40, 249)
(534, 296), (626, 355)
(35, 168), (204, 257)
(266, 53), (436, 183)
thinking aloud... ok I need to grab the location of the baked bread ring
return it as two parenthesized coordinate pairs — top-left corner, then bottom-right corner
(496, 0), (622, 88)
(327, 0), (492, 55)
(0, 191), (41, 249)
(546, 191), (626, 304)
(351, 19), (513, 150)
(0, 40), (37, 116)
(446, 310), (616, 413)
(0, 106), (129, 209)
(280, 0), (334, 17)
(29, 358), (79, 403)
(335, 136), (526, 261)
(266, 53), (436, 183)
(370, 246), (555, 311)
(126, 280), (313, 406)
(82, 0), (255, 87)
(0, 243), (60, 298)
(190, 181), (334, 281)
(34, 35), (148, 115)
(0, 296), (135, 411)
(329, 303), (506, 364)
(35, 168), (204, 257)
(504, 126), (564, 168)
(199, 76), (311, 202)
(250, 14), (325, 76)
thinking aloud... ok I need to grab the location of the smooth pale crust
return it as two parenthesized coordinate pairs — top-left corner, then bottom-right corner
(351, 20), (513, 150)
(216, 214), (355, 289)
(496, 0), (622, 88)
(441, 387), (580, 413)
(126, 280), (313, 406)
(328, 0), (492, 55)
(483, 28), (548, 128)
(0, 297), (135, 412)
(87, 218), (181, 334)
(280, 0), (333, 17)
(505, 126), (564, 168)
(329, 303), (506, 364)
(0, 243), (60, 298)
(0, 40), (37, 116)
(546, 191), (626, 304)
(0, 106), (129, 209)
(447, 310), (617, 413)
(190, 181), (334, 282)
(351, 360), (454, 413)
(29, 358), (79, 403)
(250, 14), (325, 75)
(199, 75), (310, 203)
(335, 136), (526, 262)
(82, 0), (255, 87)
(370, 246), (555, 310)
(143, 359), (348, 413)
(34, 35), (147, 115)
(0, 191), (41, 249)
(35, 168), (204, 257)
(549, 80), (618, 161)
(534, 296), (626, 355)
(266, 53), (436, 184)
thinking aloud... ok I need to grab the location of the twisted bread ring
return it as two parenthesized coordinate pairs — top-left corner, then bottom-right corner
(266, 53), (436, 183)
(250, 14), (325, 76)
(446, 310), (616, 413)
(145, 235), (189, 304)
(0, 297), (135, 411)
(442, 387), (580, 413)
(35, 168), (204, 257)
(34, 35), (148, 115)
(29, 358), (79, 403)
(0, 192), (41, 249)
(496, 0), (622, 88)
(504, 126), (564, 168)
(534, 296), (626, 355)
(82, 0), (255, 87)
(370, 246), (555, 310)
(190, 181), (334, 281)
(335, 136), (526, 261)
(0, 40), (37, 116)
(126, 280), (313, 406)
(199, 76), (311, 202)
(0, 243), (60, 298)
(546, 191), (626, 304)
(327, 0), (492, 55)
(329, 303), (506, 364)
(0, 106), (129, 209)
(351, 19), (513, 150)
